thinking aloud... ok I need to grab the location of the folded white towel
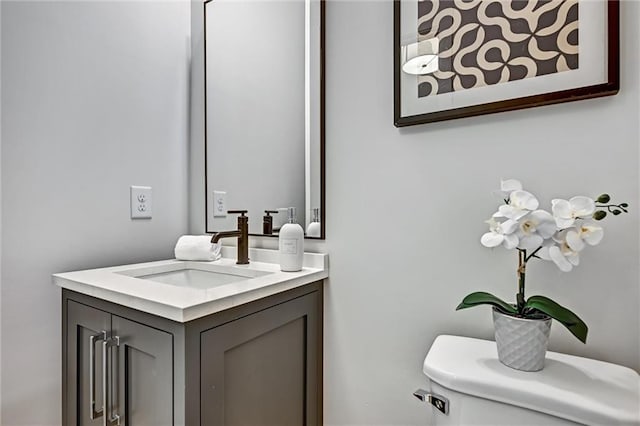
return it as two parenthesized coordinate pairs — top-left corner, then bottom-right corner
(174, 235), (221, 261)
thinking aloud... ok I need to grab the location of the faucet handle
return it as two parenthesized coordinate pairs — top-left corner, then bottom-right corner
(263, 210), (279, 235)
(227, 210), (248, 216)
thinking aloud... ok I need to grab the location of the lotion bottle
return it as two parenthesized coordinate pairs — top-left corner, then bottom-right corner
(279, 207), (304, 271)
(306, 208), (321, 238)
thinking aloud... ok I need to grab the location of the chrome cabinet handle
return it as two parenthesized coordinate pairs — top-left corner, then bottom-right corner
(89, 331), (107, 420)
(102, 336), (121, 426)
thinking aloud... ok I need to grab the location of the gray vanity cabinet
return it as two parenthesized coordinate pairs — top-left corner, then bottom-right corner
(112, 315), (173, 426)
(63, 281), (323, 426)
(200, 291), (319, 426)
(64, 301), (173, 426)
(65, 301), (111, 426)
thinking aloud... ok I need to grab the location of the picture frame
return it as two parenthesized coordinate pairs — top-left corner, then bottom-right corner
(393, 0), (619, 127)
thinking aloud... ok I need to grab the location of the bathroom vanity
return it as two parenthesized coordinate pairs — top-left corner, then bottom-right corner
(54, 248), (328, 426)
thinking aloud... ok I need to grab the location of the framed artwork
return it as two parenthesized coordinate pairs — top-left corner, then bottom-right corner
(394, 0), (619, 127)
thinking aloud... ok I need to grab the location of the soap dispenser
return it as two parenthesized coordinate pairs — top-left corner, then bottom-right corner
(263, 210), (278, 235)
(306, 208), (321, 238)
(279, 207), (304, 272)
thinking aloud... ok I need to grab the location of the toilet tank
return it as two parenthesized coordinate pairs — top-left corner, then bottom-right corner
(419, 335), (640, 426)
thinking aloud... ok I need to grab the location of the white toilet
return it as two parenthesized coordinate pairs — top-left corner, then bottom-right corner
(416, 335), (640, 425)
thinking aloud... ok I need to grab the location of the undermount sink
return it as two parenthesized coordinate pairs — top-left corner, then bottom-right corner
(117, 263), (273, 290)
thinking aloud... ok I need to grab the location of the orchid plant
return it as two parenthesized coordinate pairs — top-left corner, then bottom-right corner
(456, 179), (628, 344)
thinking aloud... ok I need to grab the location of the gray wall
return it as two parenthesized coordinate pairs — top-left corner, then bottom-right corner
(321, 1), (639, 424)
(0, 1), (191, 424)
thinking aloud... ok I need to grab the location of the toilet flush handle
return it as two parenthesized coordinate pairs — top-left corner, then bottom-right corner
(413, 389), (449, 415)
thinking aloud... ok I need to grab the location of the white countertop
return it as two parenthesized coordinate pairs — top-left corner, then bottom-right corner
(53, 247), (328, 322)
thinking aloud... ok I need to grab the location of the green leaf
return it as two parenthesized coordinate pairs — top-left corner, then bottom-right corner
(612, 209), (621, 215)
(620, 203), (629, 208)
(525, 295), (588, 343)
(596, 194), (611, 203)
(593, 210), (607, 221)
(456, 292), (517, 315)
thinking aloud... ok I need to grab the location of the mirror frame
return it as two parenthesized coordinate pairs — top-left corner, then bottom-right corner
(203, 0), (326, 240)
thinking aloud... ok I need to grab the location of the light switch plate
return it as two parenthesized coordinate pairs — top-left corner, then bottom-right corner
(213, 191), (226, 217)
(131, 186), (152, 219)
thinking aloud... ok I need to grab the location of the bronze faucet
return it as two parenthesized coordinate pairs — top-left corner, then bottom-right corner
(210, 210), (249, 264)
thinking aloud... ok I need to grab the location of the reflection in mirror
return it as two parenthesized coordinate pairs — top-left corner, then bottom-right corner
(204, 0), (324, 239)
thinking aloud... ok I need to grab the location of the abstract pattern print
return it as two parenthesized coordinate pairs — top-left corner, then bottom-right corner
(417, 0), (579, 98)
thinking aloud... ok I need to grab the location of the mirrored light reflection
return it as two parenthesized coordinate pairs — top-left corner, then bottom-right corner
(401, 37), (439, 75)
(402, 54), (438, 75)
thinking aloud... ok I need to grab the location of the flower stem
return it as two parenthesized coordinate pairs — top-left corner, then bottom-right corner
(517, 250), (526, 314)
(596, 203), (629, 213)
(525, 246), (542, 262)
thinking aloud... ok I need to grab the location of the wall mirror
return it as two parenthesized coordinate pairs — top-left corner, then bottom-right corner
(204, 0), (325, 239)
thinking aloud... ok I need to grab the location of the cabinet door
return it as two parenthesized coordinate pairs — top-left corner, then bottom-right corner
(112, 315), (173, 426)
(201, 292), (319, 426)
(65, 300), (112, 426)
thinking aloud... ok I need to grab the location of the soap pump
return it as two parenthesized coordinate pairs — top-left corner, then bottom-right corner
(306, 208), (321, 238)
(279, 207), (304, 272)
(263, 210), (278, 235)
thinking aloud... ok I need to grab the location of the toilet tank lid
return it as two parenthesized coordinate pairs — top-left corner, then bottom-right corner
(423, 335), (640, 426)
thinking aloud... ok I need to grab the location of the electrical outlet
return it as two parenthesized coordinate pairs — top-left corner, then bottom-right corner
(213, 191), (227, 217)
(131, 186), (152, 219)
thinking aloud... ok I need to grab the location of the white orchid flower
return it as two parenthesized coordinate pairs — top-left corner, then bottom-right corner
(516, 210), (556, 250)
(548, 242), (581, 272)
(578, 223), (604, 245)
(551, 196), (596, 229)
(565, 223), (604, 252)
(539, 231), (582, 272)
(493, 190), (539, 221)
(481, 218), (519, 249)
(495, 179), (523, 199)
